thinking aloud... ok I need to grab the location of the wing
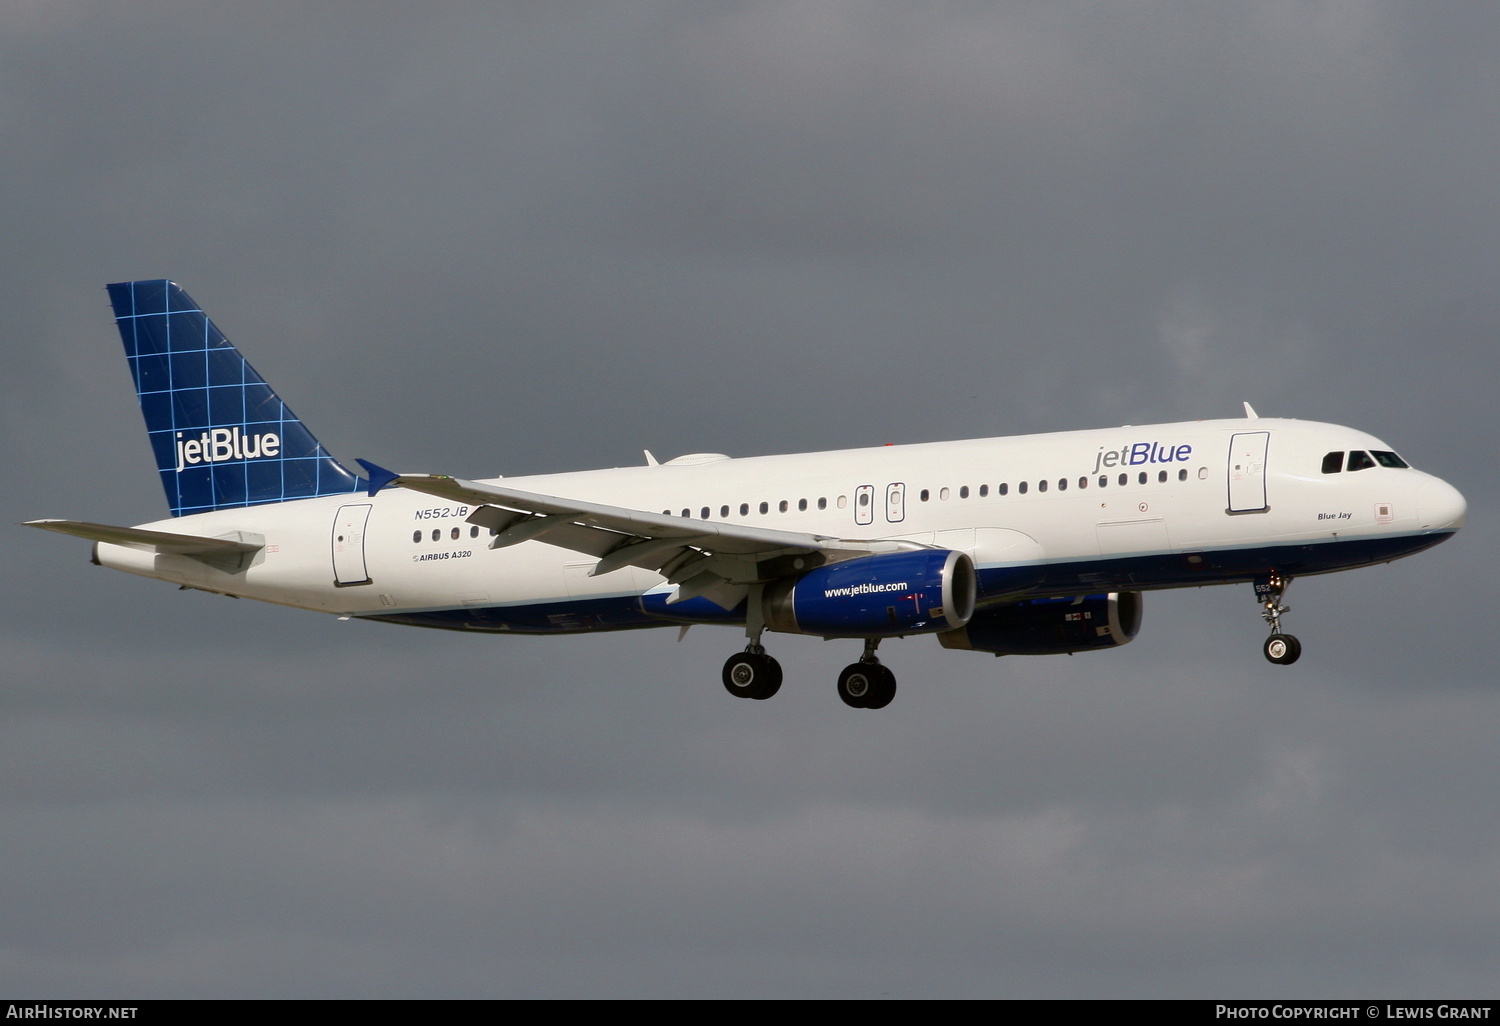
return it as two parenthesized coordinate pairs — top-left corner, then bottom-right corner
(357, 461), (921, 610)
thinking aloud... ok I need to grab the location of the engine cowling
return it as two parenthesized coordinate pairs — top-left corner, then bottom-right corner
(763, 549), (976, 638)
(937, 591), (1142, 655)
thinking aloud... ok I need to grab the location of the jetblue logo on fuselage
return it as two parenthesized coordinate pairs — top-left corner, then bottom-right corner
(1092, 441), (1193, 474)
(174, 428), (281, 472)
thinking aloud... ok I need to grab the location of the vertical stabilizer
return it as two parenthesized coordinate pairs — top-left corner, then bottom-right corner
(106, 280), (362, 517)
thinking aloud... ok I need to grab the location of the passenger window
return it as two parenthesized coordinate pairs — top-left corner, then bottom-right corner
(412, 530), (421, 543)
(1138, 472), (1148, 485)
(700, 507), (710, 519)
(1347, 451), (1375, 472)
(999, 483), (1009, 496)
(681, 509), (690, 518)
(798, 498), (807, 511)
(1098, 476), (1108, 488)
(1019, 481), (1029, 494)
(920, 489), (930, 501)
(959, 485), (969, 498)
(979, 484), (988, 497)
(1078, 477), (1088, 490)
(1158, 470), (1167, 483)
(1371, 450), (1409, 468)
(1178, 468), (1187, 481)
(451, 527), (460, 540)
(1057, 478), (1067, 492)
(837, 495), (848, 509)
(470, 525), (479, 538)
(431, 529), (440, 542)
(818, 497), (827, 510)
(779, 500), (788, 513)
(760, 501), (769, 514)
(720, 505), (729, 518)
(1118, 473), (1128, 486)
(1321, 451), (1344, 474)
(740, 503), (749, 516)
(940, 487), (950, 500)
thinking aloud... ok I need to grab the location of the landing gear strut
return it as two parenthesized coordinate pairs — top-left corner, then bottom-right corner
(723, 586), (782, 700)
(1255, 572), (1301, 666)
(837, 638), (897, 709)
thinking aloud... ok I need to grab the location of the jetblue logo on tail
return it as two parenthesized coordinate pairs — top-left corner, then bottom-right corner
(174, 428), (282, 471)
(108, 279), (363, 516)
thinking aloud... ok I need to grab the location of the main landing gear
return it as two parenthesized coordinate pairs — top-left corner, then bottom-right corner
(722, 640), (899, 709)
(721, 646), (783, 701)
(837, 637), (897, 710)
(1255, 572), (1301, 666)
(722, 585), (784, 701)
(722, 598), (897, 708)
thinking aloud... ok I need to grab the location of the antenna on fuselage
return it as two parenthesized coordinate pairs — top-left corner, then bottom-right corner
(1243, 402), (1260, 419)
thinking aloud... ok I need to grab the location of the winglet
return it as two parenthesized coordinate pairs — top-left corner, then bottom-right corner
(356, 459), (401, 496)
(1242, 402), (1259, 419)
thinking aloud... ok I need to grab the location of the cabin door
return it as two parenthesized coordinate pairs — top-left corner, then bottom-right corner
(1227, 431), (1270, 514)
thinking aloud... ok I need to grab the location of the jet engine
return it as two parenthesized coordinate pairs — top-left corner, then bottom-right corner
(763, 549), (975, 638)
(937, 591), (1142, 655)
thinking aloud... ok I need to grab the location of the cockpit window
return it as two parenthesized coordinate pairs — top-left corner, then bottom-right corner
(1321, 451), (1344, 474)
(1371, 450), (1409, 468)
(1346, 450), (1375, 472)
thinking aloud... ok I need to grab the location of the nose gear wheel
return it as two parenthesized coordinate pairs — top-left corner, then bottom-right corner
(1264, 633), (1301, 665)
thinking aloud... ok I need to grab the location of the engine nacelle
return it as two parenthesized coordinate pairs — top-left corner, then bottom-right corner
(764, 549), (976, 638)
(937, 591), (1142, 655)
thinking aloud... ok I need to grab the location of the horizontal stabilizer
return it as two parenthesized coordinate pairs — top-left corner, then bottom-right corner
(25, 519), (264, 574)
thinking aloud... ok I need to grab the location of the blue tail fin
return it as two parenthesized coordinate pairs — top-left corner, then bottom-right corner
(106, 280), (362, 517)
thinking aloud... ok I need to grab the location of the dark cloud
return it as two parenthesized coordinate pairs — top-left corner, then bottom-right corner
(3, 2), (1495, 997)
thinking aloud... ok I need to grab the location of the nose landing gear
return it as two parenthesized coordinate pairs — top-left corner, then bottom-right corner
(1264, 634), (1301, 664)
(1255, 572), (1301, 665)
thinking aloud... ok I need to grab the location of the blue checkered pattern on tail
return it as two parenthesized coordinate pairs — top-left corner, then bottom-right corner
(107, 280), (362, 517)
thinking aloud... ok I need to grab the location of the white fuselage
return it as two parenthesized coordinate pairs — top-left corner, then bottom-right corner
(94, 417), (1466, 635)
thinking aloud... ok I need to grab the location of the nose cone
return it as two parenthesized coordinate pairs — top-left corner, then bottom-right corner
(1416, 476), (1467, 532)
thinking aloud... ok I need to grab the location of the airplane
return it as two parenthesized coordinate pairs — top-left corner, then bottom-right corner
(27, 280), (1467, 709)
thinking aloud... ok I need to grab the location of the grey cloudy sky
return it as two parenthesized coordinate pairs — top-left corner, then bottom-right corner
(3, 2), (1496, 998)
